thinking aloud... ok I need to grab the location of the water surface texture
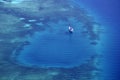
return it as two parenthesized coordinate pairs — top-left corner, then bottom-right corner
(8, 0), (101, 68)
(0, 0), (114, 80)
(16, 21), (95, 68)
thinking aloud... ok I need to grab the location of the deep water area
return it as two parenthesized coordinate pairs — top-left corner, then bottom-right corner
(0, 0), (103, 80)
(14, 19), (96, 68)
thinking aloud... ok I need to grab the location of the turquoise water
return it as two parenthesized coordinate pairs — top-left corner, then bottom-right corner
(0, 0), (119, 79)
(0, 0), (106, 80)
(5, 0), (102, 68)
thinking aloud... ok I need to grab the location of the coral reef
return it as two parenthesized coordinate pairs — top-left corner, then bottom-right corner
(0, 0), (103, 80)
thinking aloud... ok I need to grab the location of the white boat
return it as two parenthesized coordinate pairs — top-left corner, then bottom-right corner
(68, 26), (74, 33)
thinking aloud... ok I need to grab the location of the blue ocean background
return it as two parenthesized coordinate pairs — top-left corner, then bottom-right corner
(76, 0), (120, 80)
(0, 0), (119, 80)
(14, 0), (120, 79)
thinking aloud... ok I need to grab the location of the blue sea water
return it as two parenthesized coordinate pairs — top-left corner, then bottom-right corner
(11, 0), (101, 69)
(16, 20), (96, 68)
(77, 0), (120, 80)
(8, 0), (119, 79)
(8, 0), (102, 71)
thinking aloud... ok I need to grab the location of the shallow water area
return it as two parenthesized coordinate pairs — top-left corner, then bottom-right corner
(0, 0), (104, 80)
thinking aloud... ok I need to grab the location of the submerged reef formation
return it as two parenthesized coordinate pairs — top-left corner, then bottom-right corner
(0, 0), (103, 80)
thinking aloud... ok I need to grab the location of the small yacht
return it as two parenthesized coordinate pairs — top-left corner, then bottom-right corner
(68, 26), (74, 33)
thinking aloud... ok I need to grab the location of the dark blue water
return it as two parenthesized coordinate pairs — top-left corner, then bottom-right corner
(11, 0), (120, 79)
(76, 0), (120, 80)
(16, 20), (96, 68)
